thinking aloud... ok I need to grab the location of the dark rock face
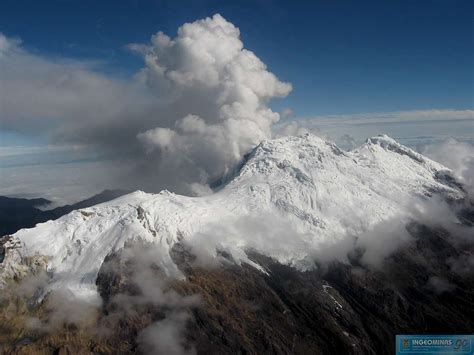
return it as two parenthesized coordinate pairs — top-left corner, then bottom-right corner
(92, 217), (474, 354)
(0, 196), (50, 236)
(170, 233), (473, 355)
(0, 235), (12, 264)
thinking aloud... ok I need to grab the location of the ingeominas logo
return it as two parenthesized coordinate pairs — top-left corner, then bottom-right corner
(396, 335), (473, 354)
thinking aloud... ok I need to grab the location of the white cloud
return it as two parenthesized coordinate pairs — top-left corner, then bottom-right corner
(132, 14), (292, 184)
(138, 312), (196, 355)
(422, 138), (474, 198)
(276, 121), (311, 138)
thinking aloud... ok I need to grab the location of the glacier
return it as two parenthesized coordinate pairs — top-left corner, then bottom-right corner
(0, 134), (465, 301)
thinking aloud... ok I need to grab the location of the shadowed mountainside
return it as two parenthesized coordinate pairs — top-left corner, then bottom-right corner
(0, 190), (131, 236)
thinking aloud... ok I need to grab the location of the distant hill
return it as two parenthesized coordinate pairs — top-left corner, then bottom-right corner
(0, 189), (131, 236)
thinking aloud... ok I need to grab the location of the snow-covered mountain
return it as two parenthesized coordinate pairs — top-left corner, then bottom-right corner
(0, 134), (464, 301)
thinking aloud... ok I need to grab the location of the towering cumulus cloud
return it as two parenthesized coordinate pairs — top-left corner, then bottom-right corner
(132, 14), (292, 191)
(0, 14), (291, 195)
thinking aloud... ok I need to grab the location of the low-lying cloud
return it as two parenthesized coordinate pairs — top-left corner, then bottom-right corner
(3, 242), (200, 354)
(422, 138), (474, 199)
(101, 243), (200, 355)
(183, 191), (473, 273)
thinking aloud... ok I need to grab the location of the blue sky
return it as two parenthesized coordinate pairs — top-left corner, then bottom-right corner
(1, 0), (472, 116)
(0, 0), (473, 202)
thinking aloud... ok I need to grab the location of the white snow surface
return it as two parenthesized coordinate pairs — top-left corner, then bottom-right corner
(0, 134), (463, 300)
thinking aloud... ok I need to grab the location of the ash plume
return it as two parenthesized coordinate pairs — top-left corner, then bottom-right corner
(0, 14), (291, 196)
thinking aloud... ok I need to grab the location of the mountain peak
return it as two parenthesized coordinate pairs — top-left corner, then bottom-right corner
(366, 133), (398, 145)
(362, 134), (447, 172)
(0, 134), (465, 300)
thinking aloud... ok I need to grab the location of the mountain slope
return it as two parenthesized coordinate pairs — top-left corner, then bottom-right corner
(1, 134), (473, 355)
(0, 134), (464, 299)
